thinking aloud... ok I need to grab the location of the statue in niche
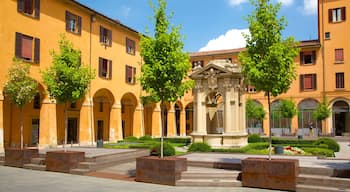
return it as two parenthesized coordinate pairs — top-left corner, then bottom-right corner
(205, 68), (218, 90)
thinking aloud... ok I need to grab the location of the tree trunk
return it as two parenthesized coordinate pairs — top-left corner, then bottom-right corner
(20, 107), (24, 149)
(160, 102), (164, 158)
(267, 92), (272, 160)
(64, 104), (68, 152)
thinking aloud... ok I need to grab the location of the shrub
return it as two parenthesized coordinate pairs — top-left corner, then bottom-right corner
(153, 137), (191, 145)
(124, 136), (138, 142)
(188, 142), (212, 152)
(271, 138), (314, 145)
(139, 135), (153, 141)
(248, 134), (262, 143)
(303, 147), (335, 157)
(151, 142), (176, 156)
(314, 138), (340, 152)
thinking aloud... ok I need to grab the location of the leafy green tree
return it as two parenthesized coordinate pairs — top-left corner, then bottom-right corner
(139, 0), (193, 157)
(239, 0), (299, 159)
(314, 97), (331, 132)
(278, 98), (297, 130)
(246, 98), (266, 121)
(3, 58), (38, 149)
(42, 35), (94, 150)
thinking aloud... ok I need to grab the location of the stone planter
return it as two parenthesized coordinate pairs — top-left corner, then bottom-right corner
(5, 147), (39, 168)
(46, 150), (85, 173)
(136, 156), (187, 185)
(242, 157), (299, 191)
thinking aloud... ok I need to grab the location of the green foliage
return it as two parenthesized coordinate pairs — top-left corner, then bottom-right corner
(3, 58), (38, 108)
(139, 0), (193, 103)
(139, 135), (153, 141)
(246, 98), (266, 121)
(248, 134), (263, 143)
(239, 0), (299, 97)
(313, 97), (331, 121)
(303, 148), (335, 157)
(278, 99), (297, 119)
(188, 142), (212, 152)
(314, 138), (340, 152)
(151, 142), (176, 156)
(271, 138), (314, 145)
(153, 137), (191, 144)
(42, 34), (94, 104)
(124, 136), (139, 142)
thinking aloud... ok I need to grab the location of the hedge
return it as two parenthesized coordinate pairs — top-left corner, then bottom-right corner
(188, 142), (211, 152)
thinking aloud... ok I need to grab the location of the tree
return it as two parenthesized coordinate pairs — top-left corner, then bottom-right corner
(314, 97), (331, 133)
(3, 58), (38, 149)
(139, 0), (193, 158)
(278, 98), (297, 131)
(246, 98), (266, 121)
(42, 34), (94, 151)
(238, 0), (299, 159)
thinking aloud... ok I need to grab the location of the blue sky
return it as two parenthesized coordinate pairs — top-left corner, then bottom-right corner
(76, 0), (318, 52)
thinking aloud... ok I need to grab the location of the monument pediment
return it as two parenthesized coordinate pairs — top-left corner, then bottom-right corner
(190, 59), (241, 80)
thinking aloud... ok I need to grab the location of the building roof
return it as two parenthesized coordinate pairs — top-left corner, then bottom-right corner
(190, 40), (321, 58)
(70, 0), (140, 35)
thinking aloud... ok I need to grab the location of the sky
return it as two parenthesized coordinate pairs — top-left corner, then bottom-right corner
(76, 0), (318, 53)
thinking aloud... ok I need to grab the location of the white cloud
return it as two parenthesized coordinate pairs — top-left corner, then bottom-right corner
(121, 6), (131, 18)
(199, 29), (249, 52)
(277, 0), (294, 6)
(228, 0), (249, 7)
(303, 0), (317, 15)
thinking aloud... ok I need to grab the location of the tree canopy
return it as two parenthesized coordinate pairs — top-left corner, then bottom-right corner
(314, 97), (331, 121)
(4, 58), (38, 108)
(278, 98), (297, 119)
(139, 0), (193, 104)
(246, 98), (266, 121)
(42, 34), (94, 104)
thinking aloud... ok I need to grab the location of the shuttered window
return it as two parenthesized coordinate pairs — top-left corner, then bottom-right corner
(126, 37), (135, 55)
(15, 32), (40, 63)
(100, 26), (112, 46)
(125, 65), (136, 84)
(335, 49), (344, 62)
(336, 73), (345, 89)
(300, 74), (317, 91)
(300, 51), (316, 65)
(98, 57), (112, 79)
(329, 7), (346, 22)
(17, 0), (40, 18)
(65, 11), (82, 35)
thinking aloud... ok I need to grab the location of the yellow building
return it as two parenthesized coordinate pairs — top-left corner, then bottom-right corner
(0, 0), (190, 150)
(190, 0), (350, 137)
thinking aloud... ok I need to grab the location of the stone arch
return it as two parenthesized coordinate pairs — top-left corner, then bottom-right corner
(93, 88), (115, 141)
(246, 99), (264, 135)
(331, 98), (350, 136)
(3, 81), (45, 148)
(121, 92), (138, 138)
(297, 98), (320, 136)
(185, 102), (194, 136)
(174, 101), (184, 136)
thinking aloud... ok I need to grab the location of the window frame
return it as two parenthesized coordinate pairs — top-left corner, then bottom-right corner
(15, 32), (40, 63)
(100, 26), (112, 47)
(336, 72), (345, 89)
(17, 0), (40, 19)
(65, 11), (82, 35)
(192, 60), (204, 68)
(98, 57), (112, 80)
(329, 7), (346, 23)
(300, 51), (316, 65)
(126, 37), (136, 55)
(335, 48), (344, 63)
(125, 65), (136, 84)
(300, 74), (317, 91)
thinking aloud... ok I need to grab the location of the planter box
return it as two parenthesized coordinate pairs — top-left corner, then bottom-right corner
(46, 150), (85, 173)
(5, 148), (39, 168)
(242, 157), (299, 191)
(136, 156), (187, 185)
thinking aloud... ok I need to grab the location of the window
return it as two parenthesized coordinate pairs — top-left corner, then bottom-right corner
(125, 65), (136, 84)
(336, 73), (345, 89)
(126, 37), (135, 55)
(17, 0), (40, 18)
(100, 26), (112, 46)
(98, 57), (112, 79)
(300, 74), (317, 91)
(325, 32), (330, 39)
(65, 11), (81, 35)
(246, 85), (257, 93)
(300, 51), (316, 65)
(335, 49), (344, 63)
(99, 101), (103, 112)
(15, 32), (40, 63)
(192, 60), (204, 68)
(329, 7), (346, 22)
